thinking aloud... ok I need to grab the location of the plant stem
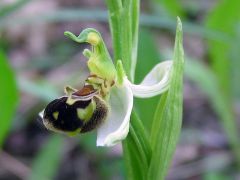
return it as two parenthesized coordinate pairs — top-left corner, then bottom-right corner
(105, 0), (151, 179)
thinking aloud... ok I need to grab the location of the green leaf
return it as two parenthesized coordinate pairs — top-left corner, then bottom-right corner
(148, 18), (184, 180)
(0, 51), (18, 147)
(28, 135), (64, 180)
(205, 0), (240, 101)
(229, 25), (240, 100)
(134, 28), (162, 131)
(130, 111), (152, 163)
(122, 133), (146, 180)
(135, 29), (162, 84)
(131, 0), (140, 79)
(122, 111), (151, 180)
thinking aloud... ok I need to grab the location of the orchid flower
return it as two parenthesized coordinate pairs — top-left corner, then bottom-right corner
(39, 28), (172, 146)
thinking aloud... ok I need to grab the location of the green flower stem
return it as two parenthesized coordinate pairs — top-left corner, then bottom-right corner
(105, 0), (150, 179)
(131, 0), (140, 80)
(120, 0), (133, 80)
(105, 0), (132, 79)
(105, 0), (123, 65)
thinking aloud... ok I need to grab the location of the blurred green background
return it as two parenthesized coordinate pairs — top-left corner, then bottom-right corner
(0, 0), (240, 179)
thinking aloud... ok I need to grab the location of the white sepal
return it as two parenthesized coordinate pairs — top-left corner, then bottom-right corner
(97, 79), (133, 146)
(127, 60), (172, 98)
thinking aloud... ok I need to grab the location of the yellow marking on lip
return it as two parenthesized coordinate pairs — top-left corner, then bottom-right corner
(66, 97), (77, 105)
(77, 100), (96, 122)
(67, 128), (81, 137)
(53, 111), (59, 120)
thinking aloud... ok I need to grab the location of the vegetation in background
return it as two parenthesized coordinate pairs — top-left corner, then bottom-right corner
(205, 0), (240, 167)
(0, 0), (240, 179)
(0, 51), (18, 147)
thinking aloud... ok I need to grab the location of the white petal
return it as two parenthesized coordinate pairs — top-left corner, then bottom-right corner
(97, 80), (133, 146)
(127, 60), (172, 98)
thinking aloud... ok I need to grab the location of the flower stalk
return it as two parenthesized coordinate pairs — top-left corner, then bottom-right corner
(105, 0), (150, 179)
(105, 1), (184, 180)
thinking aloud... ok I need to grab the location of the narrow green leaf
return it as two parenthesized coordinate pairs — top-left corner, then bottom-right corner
(130, 111), (152, 163)
(205, 0), (240, 100)
(150, 92), (168, 143)
(122, 110), (151, 180)
(122, 139), (144, 180)
(28, 135), (64, 180)
(131, 0), (140, 79)
(119, 0), (133, 80)
(134, 29), (162, 131)
(148, 18), (184, 180)
(0, 51), (18, 147)
(230, 25), (240, 100)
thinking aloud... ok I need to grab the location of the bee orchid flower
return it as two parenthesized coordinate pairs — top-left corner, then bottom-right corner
(39, 28), (172, 146)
